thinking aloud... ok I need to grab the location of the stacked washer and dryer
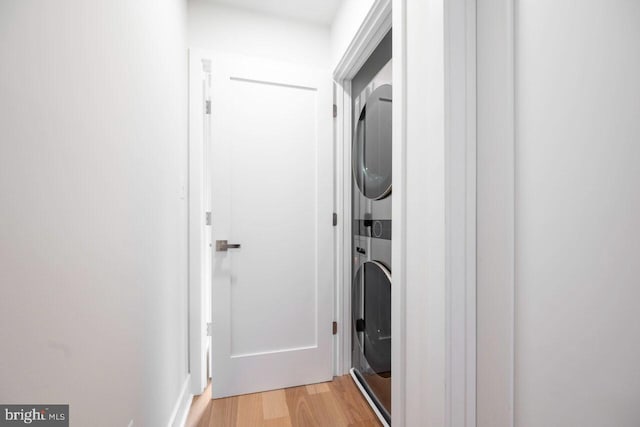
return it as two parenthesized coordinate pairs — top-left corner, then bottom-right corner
(350, 32), (392, 427)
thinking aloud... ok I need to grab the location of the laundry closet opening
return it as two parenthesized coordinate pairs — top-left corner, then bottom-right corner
(349, 29), (393, 425)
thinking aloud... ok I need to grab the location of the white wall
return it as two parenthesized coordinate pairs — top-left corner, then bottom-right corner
(188, 0), (330, 68)
(515, 2), (640, 426)
(478, 1), (640, 426)
(0, 1), (189, 426)
(330, 0), (375, 70)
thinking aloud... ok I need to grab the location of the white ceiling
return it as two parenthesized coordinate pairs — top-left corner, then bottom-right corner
(209, 0), (342, 26)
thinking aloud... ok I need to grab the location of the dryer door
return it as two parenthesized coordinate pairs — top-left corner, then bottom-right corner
(353, 260), (392, 375)
(353, 84), (393, 200)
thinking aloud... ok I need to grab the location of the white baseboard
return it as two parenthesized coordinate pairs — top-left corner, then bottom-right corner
(168, 374), (193, 427)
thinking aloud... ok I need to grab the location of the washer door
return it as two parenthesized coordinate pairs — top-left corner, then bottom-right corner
(352, 260), (392, 375)
(353, 84), (393, 200)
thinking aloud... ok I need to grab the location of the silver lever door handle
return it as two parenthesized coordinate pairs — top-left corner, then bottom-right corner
(215, 240), (241, 252)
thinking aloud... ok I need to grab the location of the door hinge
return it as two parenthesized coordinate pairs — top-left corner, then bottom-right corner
(332, 321), (338, 335)
(332, 212), (338, 226)
(205, 99), (211, 115)
(205, 211), (212, 226)
(206, 322), (213, 337)
(332, 104), (337, 118)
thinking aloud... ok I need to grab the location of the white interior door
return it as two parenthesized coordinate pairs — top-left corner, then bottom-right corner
(210, 55), (333, 398)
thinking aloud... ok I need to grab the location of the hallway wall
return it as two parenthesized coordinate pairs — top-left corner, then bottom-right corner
(0, 1), (189, 426)
(330, 0), (376, 70)
(187, 0), (330, 68)
(513, 2), (640, 425)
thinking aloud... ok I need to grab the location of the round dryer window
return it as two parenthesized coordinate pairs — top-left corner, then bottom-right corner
(352, 260), (392, 375)
(353, 84), (393, 200)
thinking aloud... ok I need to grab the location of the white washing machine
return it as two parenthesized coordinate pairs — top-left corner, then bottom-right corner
(351, 54), (392, 426)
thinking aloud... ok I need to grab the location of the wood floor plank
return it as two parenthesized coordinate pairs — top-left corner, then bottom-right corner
(314, 383), (331, 394)
(306, 382), (330, 395)
(262, 389), (290, 420)
(307, 385), (350, 427)
(263, 417), (293, 427)
(328, 376), (378, 425)
(285, 385), (320, 427)
(186, 376), (379, 427)
(208, 395), (238, 427)
(236, 393), (263, 427)
(347, 420), (382, 427)
(196, 403), (213, 427)
(185, 383), (212, 427)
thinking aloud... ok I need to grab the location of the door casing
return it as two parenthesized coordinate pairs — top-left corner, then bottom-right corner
(188, 49), (213, 395)
(334, 1), (478, 426)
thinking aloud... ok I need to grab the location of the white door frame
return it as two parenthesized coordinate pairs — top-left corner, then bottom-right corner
(476, 0), (516, 426)
(445, 0), (477, 425)
(332, 0), (393, 380)
(333, 0), (477, 426)
(187, 48), (213, 395)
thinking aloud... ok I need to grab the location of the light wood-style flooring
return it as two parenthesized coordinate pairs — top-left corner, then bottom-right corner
(185, 375), (381, 427)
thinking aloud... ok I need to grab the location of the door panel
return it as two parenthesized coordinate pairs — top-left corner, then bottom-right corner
(210, 56), (333, 398)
